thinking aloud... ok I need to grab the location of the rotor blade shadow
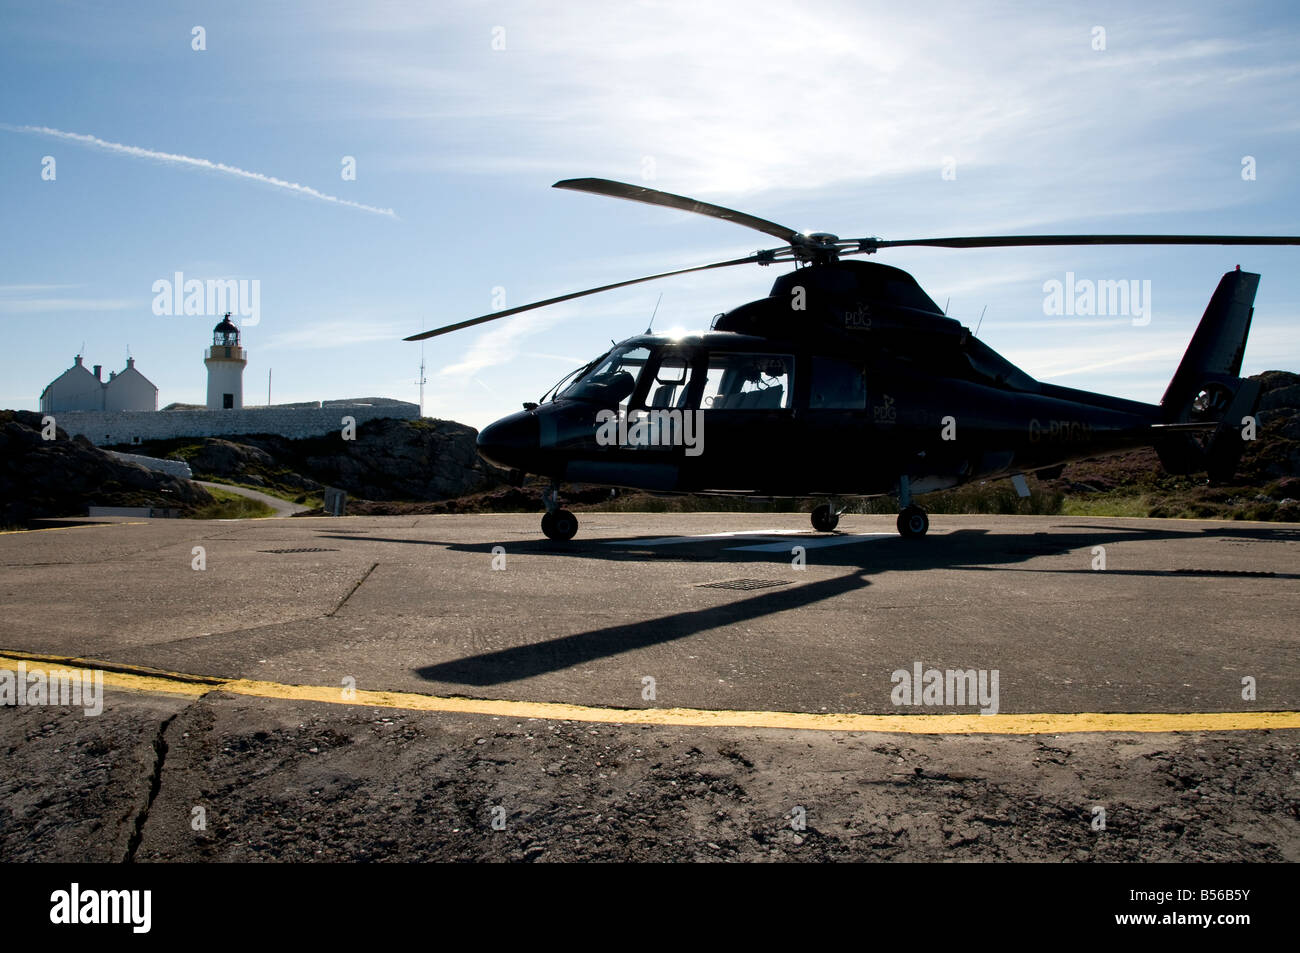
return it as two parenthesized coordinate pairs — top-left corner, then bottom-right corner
(414, 571), (868, 687)
(959, 566), (1300, 580)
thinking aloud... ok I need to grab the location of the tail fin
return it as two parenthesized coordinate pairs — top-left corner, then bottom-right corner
(1162, 268), (1257, 411)
(1155, 268), (1261, 478)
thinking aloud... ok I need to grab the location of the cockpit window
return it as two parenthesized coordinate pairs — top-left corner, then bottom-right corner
(655, 355), (689, 386)
(647, 352), (692, 408)
(701, 352), (792, 410)
(560, 345), (650, 404)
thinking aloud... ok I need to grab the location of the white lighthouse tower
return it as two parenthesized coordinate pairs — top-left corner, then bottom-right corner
(205, 313), (247, 409)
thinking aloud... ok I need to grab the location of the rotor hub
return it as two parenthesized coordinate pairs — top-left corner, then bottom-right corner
(792, 231), (843, 264)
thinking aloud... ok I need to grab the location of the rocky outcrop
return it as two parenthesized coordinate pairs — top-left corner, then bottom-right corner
(296, 418), (504, 500)
(1243, 371), (1300, 481)
(0, 411), (213, 526)
(122, 417), (506, 503)
(189, 439), (289, 483)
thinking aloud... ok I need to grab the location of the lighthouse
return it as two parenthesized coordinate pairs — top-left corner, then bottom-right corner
(205, 313), (247, 409)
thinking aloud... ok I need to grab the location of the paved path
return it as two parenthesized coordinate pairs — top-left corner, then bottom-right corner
(195, 480), (310, 517)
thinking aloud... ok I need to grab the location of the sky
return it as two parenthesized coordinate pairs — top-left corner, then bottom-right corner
(2, 0), (1298, 430)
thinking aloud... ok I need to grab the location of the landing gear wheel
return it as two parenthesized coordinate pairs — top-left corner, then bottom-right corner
(811, 503), (840, 532)
(897, 505), (928, 538)
(541, 509), (578, 541)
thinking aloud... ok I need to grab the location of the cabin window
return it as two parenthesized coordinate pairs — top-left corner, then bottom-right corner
(809, 356), (866, 409)
(701, 352), (792, 410)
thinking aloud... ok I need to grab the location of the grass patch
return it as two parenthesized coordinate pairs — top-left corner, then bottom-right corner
(1061, 494), (1154, 518)
(188, 486), (277, 520)
(1059, 488), (1299, 521)
(854, 483), (1064, 516)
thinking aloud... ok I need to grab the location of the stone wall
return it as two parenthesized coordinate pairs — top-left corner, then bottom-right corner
(45, 404), (420, 447)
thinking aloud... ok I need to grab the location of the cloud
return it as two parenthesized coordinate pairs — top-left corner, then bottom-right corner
(1032, 346), (1185, 380)
(0, 125), (398, 218)
(334, 2), (1298, 210)
(0, 286), (135, 313)
(437, 309), (565, 378)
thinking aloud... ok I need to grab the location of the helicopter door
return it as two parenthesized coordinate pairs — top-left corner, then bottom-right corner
(803, 355), (870, 493)
(691, 351), (797, 492)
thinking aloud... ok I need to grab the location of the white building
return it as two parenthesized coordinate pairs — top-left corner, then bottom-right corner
(42, 315), (420, 446)
(204, 313), (247, 410)
(40, 355), (158, 413)
(104, 358), (158, 411)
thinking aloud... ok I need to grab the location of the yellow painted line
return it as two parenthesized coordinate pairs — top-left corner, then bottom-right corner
(2, 651), (1298, 734)
(0, 521), (148, 535)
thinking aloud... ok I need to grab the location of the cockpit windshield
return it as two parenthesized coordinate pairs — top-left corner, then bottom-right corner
(541, 353), (604, 404)
(559, 345), (651, 403)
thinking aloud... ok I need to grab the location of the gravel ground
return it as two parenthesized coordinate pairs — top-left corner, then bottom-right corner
(2, 690), (1295, 862)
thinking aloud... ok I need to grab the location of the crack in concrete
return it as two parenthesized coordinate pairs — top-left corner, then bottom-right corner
(327, 561), (379, 617)
(123, 708), (183, 863)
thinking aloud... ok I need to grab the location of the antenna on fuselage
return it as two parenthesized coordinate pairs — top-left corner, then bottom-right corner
(646, 292), (663, 334)
(975, 304), (988, 336)
(944, 297), (950, 315)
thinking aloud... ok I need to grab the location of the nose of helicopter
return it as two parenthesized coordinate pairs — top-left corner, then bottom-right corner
(476, 411), (539, 470)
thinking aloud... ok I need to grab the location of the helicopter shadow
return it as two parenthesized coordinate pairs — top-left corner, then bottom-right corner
(315, 520), (1297, 686)
(319, 519), (1298, 575)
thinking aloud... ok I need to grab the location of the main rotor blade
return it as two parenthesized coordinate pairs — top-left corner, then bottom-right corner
(871, 234), (1300, 250)
(404, 253), (764, 341)
(554, 177), (801, 244)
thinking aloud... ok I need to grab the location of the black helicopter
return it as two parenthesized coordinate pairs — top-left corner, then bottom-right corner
(407, 178), (1299, 541)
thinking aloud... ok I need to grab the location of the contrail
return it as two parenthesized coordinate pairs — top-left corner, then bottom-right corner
(2, 124), (397, 218)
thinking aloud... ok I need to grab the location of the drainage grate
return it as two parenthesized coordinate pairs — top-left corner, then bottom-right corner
(697, 578), (791, 591)
(261, 548), (339, 554)
(1173, 568), (1276, 577)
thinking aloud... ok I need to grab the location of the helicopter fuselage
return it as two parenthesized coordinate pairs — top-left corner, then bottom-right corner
(476, 325), (1162, 501)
